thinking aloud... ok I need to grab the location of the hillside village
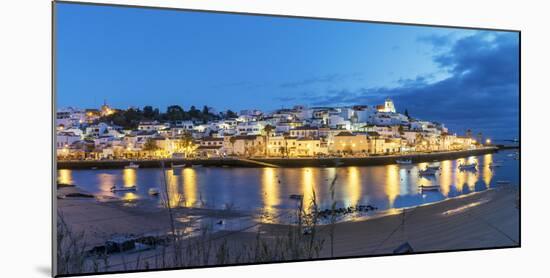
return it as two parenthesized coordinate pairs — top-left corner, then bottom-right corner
(56, 99), (480, 160)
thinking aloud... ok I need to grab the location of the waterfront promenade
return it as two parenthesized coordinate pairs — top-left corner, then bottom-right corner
(58, 147), (499, 169)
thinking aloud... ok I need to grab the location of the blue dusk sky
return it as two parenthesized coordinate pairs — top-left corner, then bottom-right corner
(55, 3), (519, 139)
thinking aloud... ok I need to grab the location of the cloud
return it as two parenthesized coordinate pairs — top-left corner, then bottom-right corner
(279, 73), (362, 89)
(417, 33), (454, 49)
(308, 32), (520, 138)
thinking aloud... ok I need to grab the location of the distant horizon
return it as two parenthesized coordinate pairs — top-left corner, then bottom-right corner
(55, 2), (519, 139)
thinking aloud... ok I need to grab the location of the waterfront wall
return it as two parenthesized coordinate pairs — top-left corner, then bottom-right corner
(57, 147), (499, 169)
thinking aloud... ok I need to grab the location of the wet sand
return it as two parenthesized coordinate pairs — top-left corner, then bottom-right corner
(56, 187), (250, 247)
(263, 185), (519, 256)
(56, 184), (519, 273)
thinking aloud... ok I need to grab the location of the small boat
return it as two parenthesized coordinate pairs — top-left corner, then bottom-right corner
(125, 162), (139, 169)
(458, 162), (477, 171)
(148, 188), (160, 196)
(111, 185), (137, 192)
(489, 162), (502, 169)
(496, 180), (511, 185)
(396, 159), (412, 165)
(419, 168), (437, 176)
(289, 194), (303, 200)
(426, 165), (440, 171)
(172, 163), (191, 169)
(419, 185), (440, 191)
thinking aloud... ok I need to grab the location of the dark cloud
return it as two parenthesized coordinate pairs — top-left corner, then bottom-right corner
(310, 32), (520, 139)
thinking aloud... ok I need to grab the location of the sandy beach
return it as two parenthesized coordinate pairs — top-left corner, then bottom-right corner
(263, 185), (519, 257)
(56, 183), (519, 274)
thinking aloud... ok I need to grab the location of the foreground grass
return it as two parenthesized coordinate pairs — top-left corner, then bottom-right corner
(56, 177), (335, 275)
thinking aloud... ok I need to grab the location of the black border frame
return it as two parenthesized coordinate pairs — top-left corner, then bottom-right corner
(52, 1), (521, 277)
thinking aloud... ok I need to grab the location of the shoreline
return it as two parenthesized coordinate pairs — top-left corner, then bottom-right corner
(260, 184), (519, 256)
(57, 181), (518, 249)
(56, 183), (519, 273)
(57, 146), (499, 169)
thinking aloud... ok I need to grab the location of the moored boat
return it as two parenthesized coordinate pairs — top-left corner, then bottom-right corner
(419, 185), (440, 191)
(172, 163), (192, 169)
(124, 162), (139, 169)
(111, 185), (137, 192)
(396, 159), (412, 164)
(419, 168), (437, 176)
(458, 162), (477, 171)
(496, 180), (511, 185)
(148, 188), (160, 196)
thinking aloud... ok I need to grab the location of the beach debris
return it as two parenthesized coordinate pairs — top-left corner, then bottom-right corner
(88, 235), (171, 256)
(63, 192), (95, 198)
(393, 242), (414, 254)
(289, 194), (304, 200)
(57, 183), (75, 188)
(148, 188), (160, 196)
(314, 204), (378, 219)
(105, 236), (136, 253)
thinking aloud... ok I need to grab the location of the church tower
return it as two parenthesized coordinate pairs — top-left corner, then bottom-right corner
(384, 98), (396, 113)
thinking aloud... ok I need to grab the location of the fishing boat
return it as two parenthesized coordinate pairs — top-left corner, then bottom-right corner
(458, 162), (477, 171)
(148, 188), (160, 196)
(111, 185), (137, 192)
(124, 162), (139, 169)
(172, 163), (191, 169)
(496, 180), (511, 185)
(396, 159), (412, 164)
(419, 185), (440, 192)
(419, 168), (437, 176)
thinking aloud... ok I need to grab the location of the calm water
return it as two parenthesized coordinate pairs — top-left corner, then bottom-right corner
(57, 149), (519, 222)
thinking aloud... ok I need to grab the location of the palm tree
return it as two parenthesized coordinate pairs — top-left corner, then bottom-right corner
(262, 124), (275, 157)
(415, 133), (425, 151)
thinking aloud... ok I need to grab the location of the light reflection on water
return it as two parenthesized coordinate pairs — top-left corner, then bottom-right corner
(57, 150), (519, 220)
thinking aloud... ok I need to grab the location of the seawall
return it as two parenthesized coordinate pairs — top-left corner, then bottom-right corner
(57, 147), (499, 169)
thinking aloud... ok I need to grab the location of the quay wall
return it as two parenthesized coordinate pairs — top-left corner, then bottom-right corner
(57, 147), (499, 169)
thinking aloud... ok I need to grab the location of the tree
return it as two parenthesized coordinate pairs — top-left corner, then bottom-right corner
(229, 136), (237, 155)
(477, 132), (483, 145)
(262, 124), (275, 156)
(188, 105), (200, 119)
(143, 106), (155, 119)
(143, 138), (159, 151)
(173, 134), (197, 158)
(225, 110), (238, 119)
(166, 105), (185, 121)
